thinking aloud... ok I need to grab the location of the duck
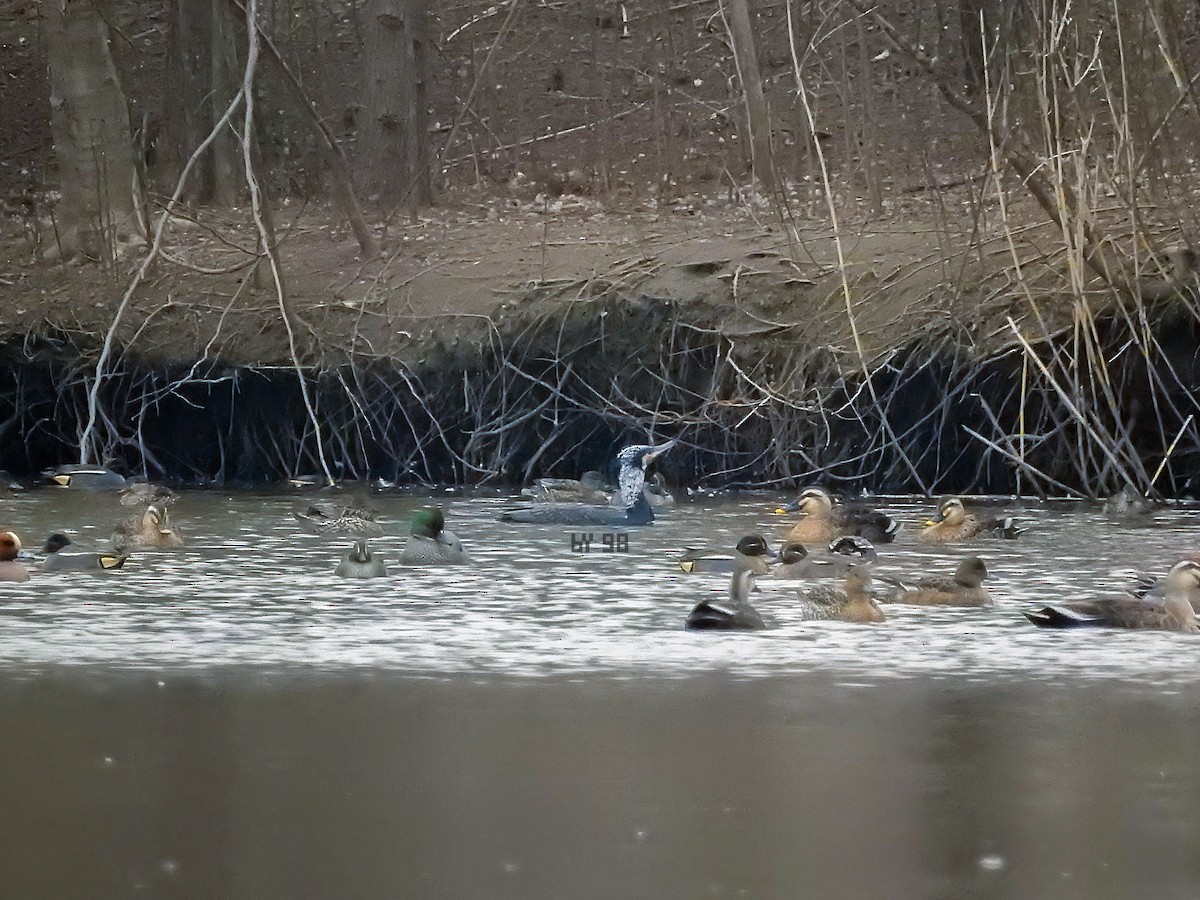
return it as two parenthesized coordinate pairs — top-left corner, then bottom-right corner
(499, 441), (674, 525)
(398, 507), (468, 565)
(1126, 553), (1200, 612)
(772, 536), (878, 580)
(1025, 560), (1200, 632)
(643, 473), (676, 508)
(111, 504), (184, 550)
(880, 556), (991, 607)
(677, 534), (780, 575)
(335, 538), (388, 578)
(684, 535), (775, 630)
(525, 467), (675, 510)
(775, 488), (900, 545)
(523, 471), (612, 504)
(293, 499), (383, 538)
(119, 480), (178, 508)
(795, 565), (885, 623)
(0, 531), (30, 582)
(45, 464), (127, 490)
(41, 533), (128, 572)
(918, 497), (1025, 543)
(1103, 484), (1162, 518)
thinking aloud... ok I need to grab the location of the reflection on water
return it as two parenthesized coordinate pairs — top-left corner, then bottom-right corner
(0, 490), (1198, 897)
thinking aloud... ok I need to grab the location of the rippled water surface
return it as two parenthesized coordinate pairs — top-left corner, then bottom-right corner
(1, 489), (1198, 680)
(1, 488), (1199, 898)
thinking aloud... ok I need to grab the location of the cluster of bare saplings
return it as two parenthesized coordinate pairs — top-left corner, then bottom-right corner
(6, 1), (1200, 493)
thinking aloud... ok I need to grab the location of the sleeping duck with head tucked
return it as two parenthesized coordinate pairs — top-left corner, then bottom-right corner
(398, 508), (468, 566)
(336, 538), (388, 578)
(499, 441), (674, 526)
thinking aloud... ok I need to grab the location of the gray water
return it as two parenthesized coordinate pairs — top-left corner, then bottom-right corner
(1, 489), (1198, 898)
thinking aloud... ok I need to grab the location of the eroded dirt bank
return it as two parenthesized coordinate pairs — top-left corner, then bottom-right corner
(1, 198), (1197, 495)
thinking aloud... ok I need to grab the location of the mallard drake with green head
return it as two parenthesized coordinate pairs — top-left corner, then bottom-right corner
(685, 535), (776, 630)
(112, 504), (184, 550)
(500, 441), (674, 525)
(776, 488), (899, 545)
(881, 556), (991, 607)
(795, 565), (885, 623)
(0, 531), (30, 582)
(1025, 560), (1200, 632)
(45, 464), (127, 490)
(41, 533), (128, 572)
(919, 498), (1025, 543)
(335, 538), (388, 578)
(398, 508), (468, 565)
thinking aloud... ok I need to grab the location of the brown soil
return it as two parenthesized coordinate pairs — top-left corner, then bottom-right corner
(0, 0), (1117, 371)
(0, 182), (1075, 371)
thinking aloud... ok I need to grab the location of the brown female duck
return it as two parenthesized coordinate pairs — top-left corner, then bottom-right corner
(795, 564), (885, 623)
(881, 556), (991, 607)
(112, 504), (184, 550)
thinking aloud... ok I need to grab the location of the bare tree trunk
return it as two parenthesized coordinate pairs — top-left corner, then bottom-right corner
(725, 0), (776, 195)
(224, 0), (380, 257)
(359, 0), (431, 209)
(41, 0), (144, 262)
(210, 0), (239, 204)
(166, 0), (213, 203)
(165, 0), (240, 204)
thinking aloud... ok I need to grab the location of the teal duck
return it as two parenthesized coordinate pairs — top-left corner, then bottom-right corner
(1025, 560), (1200, 632)
(684, 535), (776, 630)
(293, 499), (383, 538)
(398, 508), (468, 565)
(526, 470), (674, 509)
(119, 480), (178, 508)
(881, 556), (991, 607)
(919, 498), (1025, 543)
(500, 441), (674, 525)
(112, 504), (184, 550)
(523, 471), (612, 504)
(0, 531), (30, 582)
(1103, 485), (1163, 518)
(776, 488), (899, 545)
(335, 538), (388, 578)
(46, 464), (127, 490)
(795, 565), (885, 623)
(677, 535), (779, 575)
(772, 536), (878, 580)
(42, 533), (128, 572)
